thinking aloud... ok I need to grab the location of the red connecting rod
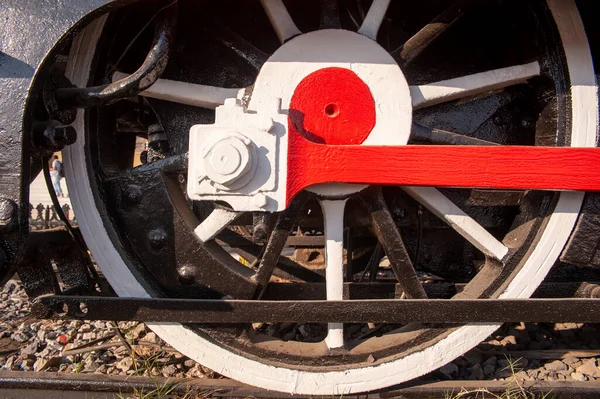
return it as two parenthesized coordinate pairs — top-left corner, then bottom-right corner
(287, 130), (600, 205)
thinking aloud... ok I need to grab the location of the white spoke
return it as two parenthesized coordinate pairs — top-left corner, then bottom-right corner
(403, 187), (508, 261)
(410, 61), (540, 109)
(357, 0), (391, 40)
(260, 0), (301, 44)
(320, 199), (347, 349)
(112, 72), (244, 109)
(193, 208), (242, 243)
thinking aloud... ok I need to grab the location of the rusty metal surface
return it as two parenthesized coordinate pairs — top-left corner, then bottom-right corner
(32, 295), (600, 324)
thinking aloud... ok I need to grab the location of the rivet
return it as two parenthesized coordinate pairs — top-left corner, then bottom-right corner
(123, 185), (143, 205)
(148, 228), (168, 249)
(177, 264), (196, 285)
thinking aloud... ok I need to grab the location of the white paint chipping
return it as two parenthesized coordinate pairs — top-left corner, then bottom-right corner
(193, 208), (242, 242)
(410, 61), (541, 109)
(260, 0), (302, 43)
(403, 186), (508, 261)
(112, 72), (243, 109)
(62, 0), (596, 394)
(357, 0), (391, 40)
(320, 199), (348, 349)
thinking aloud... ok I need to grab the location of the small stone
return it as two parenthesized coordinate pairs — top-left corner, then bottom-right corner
(545, 360), (568, 372)
(501, 336), (518, 346)
(95, 364), (108, 374)
(463, 351), (483, 365)
(483, 364), (495, 376)
(33, 356), (60, 372)
(80, 324), (92, 333)
(22, 359), (35, 370)
(563, 356), (580, 365)
(483, 356), (497, 367)
(57, 334), (69, 345)
(82, 332), (96, 341)
(527, 369), (539, 379)
(141, 332), (159, 344)
(46, 331), (57, 340)
(282, 331), (295, 341)
(162, 364), (178, 377)
(116, 357), (134, 372)
(515, 370), (530, 381)
(571, 372), (588, 381)
(130, 324), (146, 340)
(495, 367), (513, 378)
(184, 359), (195, 368)
(468, 364), (484, 380)
(11, 332), (29, 343)
(4, 357), (15, 370)
(439, 363), (458, 378)
(20, 342), (38, 357)
(367, 354), (376, 363)
(576, 359), (600, 378)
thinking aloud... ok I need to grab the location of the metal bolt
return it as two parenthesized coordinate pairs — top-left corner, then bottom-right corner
(43, 122), (76, 151)
(203, 136), (254, 186)
(0, 199), (16, 231)
(123, 185), (143, 205)
(521, 118), (534, 129)
(177, 264), (196, 285)
(252, 194), (268, 209)
(148, 228), (168, 249)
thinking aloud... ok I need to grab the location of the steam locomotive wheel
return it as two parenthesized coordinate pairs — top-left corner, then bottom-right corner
(62, 0), (597, 394)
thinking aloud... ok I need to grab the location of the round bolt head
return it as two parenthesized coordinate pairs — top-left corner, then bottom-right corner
(148, 228), (168, 249)
(123, 185), (143, 205)
(203, 136), (254, 186)
(177, 264), (197, 285)
(210, 142), (243, 176)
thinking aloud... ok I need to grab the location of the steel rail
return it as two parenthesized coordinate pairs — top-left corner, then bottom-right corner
(0, 371), (599, 398)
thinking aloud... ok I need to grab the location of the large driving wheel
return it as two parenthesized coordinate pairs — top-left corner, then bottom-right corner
(62, 0), (597, 394)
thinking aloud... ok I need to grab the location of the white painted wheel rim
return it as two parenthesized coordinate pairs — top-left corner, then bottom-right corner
(62, 0), (598, 394)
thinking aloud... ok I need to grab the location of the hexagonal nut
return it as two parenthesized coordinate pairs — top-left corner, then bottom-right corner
(203, 136), (255, 187)
(252, 194), (268, 209)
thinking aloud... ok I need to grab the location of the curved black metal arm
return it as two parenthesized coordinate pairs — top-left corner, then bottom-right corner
(55, 0), (178, 108)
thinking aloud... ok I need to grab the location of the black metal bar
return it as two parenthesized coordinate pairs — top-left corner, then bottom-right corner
(361, 187), (428, 298)
(410, 123), (499, 146)
(32, 295), (600, 324)
(54, 1), (178, 108)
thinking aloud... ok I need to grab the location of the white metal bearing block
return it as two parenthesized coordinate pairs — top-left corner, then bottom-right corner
(187, 97), (288, 212)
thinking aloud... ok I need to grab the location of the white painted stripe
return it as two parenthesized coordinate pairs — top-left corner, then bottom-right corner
(410, 61), (541, 109)
(193, 208), (241, 243)
(321, 199), (347, 349)
(357, 0), (391, 40)
(260, 0), (301, 44)
(112, 72), (242, 109)
(403, 186), (508, 261)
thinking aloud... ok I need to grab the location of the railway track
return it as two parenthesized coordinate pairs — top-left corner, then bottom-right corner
(1, 371), (600, 399)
